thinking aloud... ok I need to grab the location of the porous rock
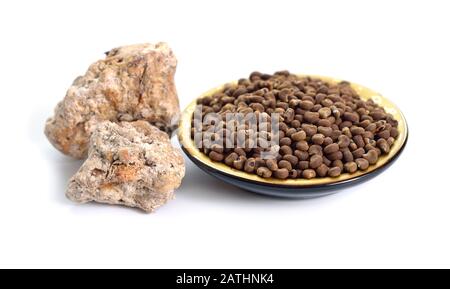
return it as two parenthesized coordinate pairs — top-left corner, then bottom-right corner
(66, 120), (185, 212)
(45, 42), (179, 158)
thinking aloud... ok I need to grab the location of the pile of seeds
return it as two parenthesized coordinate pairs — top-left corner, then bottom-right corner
(191, 71), (399, 179)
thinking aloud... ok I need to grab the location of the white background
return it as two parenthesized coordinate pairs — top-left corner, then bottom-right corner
(0, 0), (449, 268)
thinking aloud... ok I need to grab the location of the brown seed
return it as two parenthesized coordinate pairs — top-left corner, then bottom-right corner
(318, 126), (332, 137)
(353, 135), (365, 148)
(209, 151), (224, 161)
(377, 138), (390, 153)
(296, 140), (309, 151)
(328, 166), (342, 177)
(278, 160), (293, 171)
(312, 134), (325, 145)
(283, 154), (299, 166)
(337, 135), (350, 148)
(355, 158), (369, 170)
(363, 149), (378, 165)
(233, 155), (246, 170)
(302, 124), (317, 136)
(302, 169), (316, 179)
(344, 161), (358, 173)
(350, 126), (365, 135)
(316, 164), (329, 177)
(266, 159), (279, 171)
(289, 170), (298, 178)
(352, 147), (365, 158)
(342, 148), (354, 162)
(294, 150), (309, 161)
(318, 107), (332, 118)
(304, 111), (320, 123)
(324, 143), (339, 154)
(378, 129), (391, 139)
(298, 161), (309, 170)
(244, 158), (256, 173)
(327, 150), (343, 161)
(309, 154), (323, 169)
(308, 144), (323, 156)
(291, 130), (306, 141)
(280, 145), (293, 155)
(343, 112), (360, 123)
(280, 137), (292, 146)
(257, 167), (272, 178)
(299, 100), (314, 110)
(323, 137), (333, 146)
(224, 152), (238, 166)
(274, 168), (289, 179)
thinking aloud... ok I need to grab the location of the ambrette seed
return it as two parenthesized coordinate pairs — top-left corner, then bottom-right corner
(193, 71), (399, 179)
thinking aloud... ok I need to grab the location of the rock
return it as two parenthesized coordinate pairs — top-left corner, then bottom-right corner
(66, 120), (185, 212)
(45, 42), (180, 158)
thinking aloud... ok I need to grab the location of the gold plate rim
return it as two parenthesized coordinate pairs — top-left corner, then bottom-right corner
(178, 75), (408, 187)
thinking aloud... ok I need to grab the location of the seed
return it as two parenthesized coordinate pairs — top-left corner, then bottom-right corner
(274, 168), (289, 179)
(298, 161), (309, 170)
(353, 135), (365, 148)
(244, 158), (256, 173)
(312, 134), (325, 145)
(352, 147), (365, 158)
(343, 112), (360, 123)
(377, 138), (390, 153)
(304, 111), (320, 123)
(257, 167), (272, 178)
(378, 129), (391, 139)
(299, 100), (314, 110)
(328, 166), (342, 177)
(296, 140), (309, 151)
(309, 154), (323, 169)
(266, 159), (279, 171)
(283, 154), (299, 166)
(327, 150), (343, 161)
(308, 144), (323, 156)
(291, 130), (306, 141)
(316, 164), (329, 177)
(355, 158), (369, 170)
(350, 126), (365, 135)
(324, 143), (339, 154)
(280, 145), (293, 155)
(342, 148), (354, 162)
(224, 152), (238, 166)
(302, 124), (317, 136)
(302, 169), (316, 179)
(318, 126), (332, 137)
(294, 150), (309, 161)
(289, 170), (298, 178)
(318, 107), (332, 118)
(233, 155), (246, 170)
(363, 149), (378, 165)
(278, 160), (293, 171)
(209, 151), (224, 161)
(338, 135), (350, 148)
(280, 137), (292, 146)
(344, 162), (358, 173)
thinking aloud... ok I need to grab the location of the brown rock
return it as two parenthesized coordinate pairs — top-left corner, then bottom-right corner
(45, 43), (180, 158)
(66, 121), (185, 212)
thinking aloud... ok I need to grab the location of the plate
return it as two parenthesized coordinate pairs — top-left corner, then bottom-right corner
(178, 75), (408, 198)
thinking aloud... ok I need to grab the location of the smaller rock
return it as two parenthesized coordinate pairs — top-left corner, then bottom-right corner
(66, 121), (185, 212)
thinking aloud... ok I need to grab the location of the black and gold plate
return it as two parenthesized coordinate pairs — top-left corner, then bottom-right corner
(178, 75), (408, 198)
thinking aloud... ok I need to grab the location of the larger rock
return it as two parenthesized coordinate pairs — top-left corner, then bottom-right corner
(45, 42), (180, 158)
(66, 121), (185, 212)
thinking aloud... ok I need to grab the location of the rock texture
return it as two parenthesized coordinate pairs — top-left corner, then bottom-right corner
(66, 121), (185, 212)
(45, 42), (180, 158)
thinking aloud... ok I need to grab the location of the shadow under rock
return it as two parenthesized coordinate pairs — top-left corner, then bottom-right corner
(48, 152), (84, 204)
